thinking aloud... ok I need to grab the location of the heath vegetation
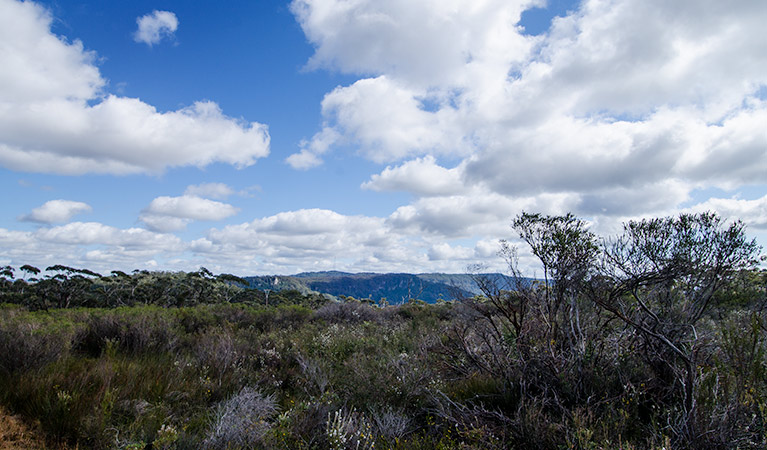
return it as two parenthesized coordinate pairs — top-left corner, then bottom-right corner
(0, 212), (765, 449)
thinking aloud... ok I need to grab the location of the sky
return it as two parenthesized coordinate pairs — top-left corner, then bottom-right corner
(1, 0), (766, 276)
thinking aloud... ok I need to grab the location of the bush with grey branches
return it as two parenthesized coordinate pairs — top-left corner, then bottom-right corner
(203, 386), (278, 450)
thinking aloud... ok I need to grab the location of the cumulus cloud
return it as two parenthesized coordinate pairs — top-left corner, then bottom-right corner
(0, 204), (566, 276)
(0, 206), (512, 275)
(285, 149), (324, 170)
(19, 199), (92, 224)
(186, 207), (532, 274)
(202, 209), (435, 272)
(134, 10), (178, 46)
(287, 76), (469, 166)
(4, 206), (507, 276)
(688, 195), (767, 230)
(428, 243), (475, 261)
(35, 222), (179, 247)
(289, 0), (767, 246)
(362, 156), (465, 196)
(575, 180), (691, 217)
(143, 196), (239, 221)
(291, 0), (539, 87)
(184, 183), (236, 200)
(387, 190), (577, 239)
(533, 0), (767, 119)
(0, 222), (186, 274)
(139, 216), (193, 234)
(286, 128), (340, 169)
(0, 0), (270, 175)
(140, 195), (239, 232)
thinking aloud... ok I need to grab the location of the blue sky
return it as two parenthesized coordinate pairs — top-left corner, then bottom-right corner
(1, 0), (765, 276)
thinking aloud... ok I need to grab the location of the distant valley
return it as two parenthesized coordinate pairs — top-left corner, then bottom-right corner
(243, 271), (528, 304)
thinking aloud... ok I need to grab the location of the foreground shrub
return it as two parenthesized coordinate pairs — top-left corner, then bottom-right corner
(0, 315), (73, 375)
(203, 386), (278, 450)
(72, 306), (178, 357)
(325, 408), (374, 450)
(369, 406), (412, 444)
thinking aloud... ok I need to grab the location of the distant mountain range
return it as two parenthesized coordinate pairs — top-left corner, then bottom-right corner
(243, 271), (532, 304)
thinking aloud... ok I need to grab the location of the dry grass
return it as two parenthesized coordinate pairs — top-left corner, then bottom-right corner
(0, 406), (46, 450)
(0, 407), (75, 450)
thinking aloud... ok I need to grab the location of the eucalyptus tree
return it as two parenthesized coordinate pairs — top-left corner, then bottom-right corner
(0, 265), (13, 280)
(0, 267), (14, 299)
(216, 273), (250, 303)
(38, 265), (102, 308)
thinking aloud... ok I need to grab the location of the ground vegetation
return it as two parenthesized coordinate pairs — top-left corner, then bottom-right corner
(0, 212), (764, 449)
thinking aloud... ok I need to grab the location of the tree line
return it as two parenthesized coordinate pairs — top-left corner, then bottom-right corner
(0, 265), (328, 310)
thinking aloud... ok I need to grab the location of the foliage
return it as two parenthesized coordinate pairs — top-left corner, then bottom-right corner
(204, 386), (277, 449)
(595, 212), (761, 442)
(0, 212), (764, 449)
(0, 266), (329, 310)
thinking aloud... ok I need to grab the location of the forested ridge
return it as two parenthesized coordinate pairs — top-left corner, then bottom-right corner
(0, 212), (765, 449)
(244, 272), (488, 304)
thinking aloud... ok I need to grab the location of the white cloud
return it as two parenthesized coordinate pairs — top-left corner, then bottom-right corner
(291, 0), (767, 231)
(0, 0), (102, 103)
(534, 0), (767, 119)
(1, 207), (509, 275)
(35, 222), (180, 248)
(184, 183), (236, 200)
(201, 209), (453, 273)
(19, 199), (92, 224)
(285, 149), (324, 170)
(387, 190), (576, 239)
(288, 76), (469, 166)
(291, 0), (540, 88)
(238, 208), (383, 238)
(0, 222), (187, 274)
(428, 243), (475, 261)
(0, 0), (270, 175)
(188, 207), (535, 274)
(143, 196), (239, 221)
(474, 239), (502, 259)
(139, 216), (192, 234)
(140, 195), (239, 232)
(134, 10), (178, 46)
(688, 195), (767, 230)
(575, 180), (691, 217)
(362, 156), (465, 197)
(286, 127), (340, 169)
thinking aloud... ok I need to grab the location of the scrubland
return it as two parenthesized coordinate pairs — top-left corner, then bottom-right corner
(1, 212), (765, 449)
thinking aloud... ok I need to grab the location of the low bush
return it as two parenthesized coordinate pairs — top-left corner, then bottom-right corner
(314, 300), (377, 324)
(0, 306), (76, 376)
(204, 386), (278, 450)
